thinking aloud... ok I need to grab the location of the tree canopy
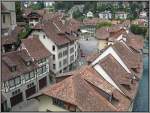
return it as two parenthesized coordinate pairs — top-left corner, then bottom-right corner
(130, 24), (148, 38)
(96, 22), (112, 29)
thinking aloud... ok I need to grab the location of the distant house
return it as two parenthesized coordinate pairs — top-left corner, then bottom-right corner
(86, 11), (94, 18)
(23, 9), (47, 27)
(99, 11), (112, 20)
(139, 11), (147, 19)
(1, 2), (16, 35)
(115, 11), (127, 20)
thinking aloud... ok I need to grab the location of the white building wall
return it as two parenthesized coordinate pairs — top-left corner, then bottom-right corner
(31, 30), (78, 74)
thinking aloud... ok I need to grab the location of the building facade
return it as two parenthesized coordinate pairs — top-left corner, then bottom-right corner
(115, 11), (127, 20)
(30, 20), (78, 75)
(1, 2), (16, 35)
(99, 11), (112, 20)
(1, 46), (51, 111)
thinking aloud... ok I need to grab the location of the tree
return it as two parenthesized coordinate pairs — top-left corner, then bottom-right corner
(54, 1), (74, 12)
(73, 9), (84, 21)
(15, 1), (24, 22)
(30, 1), (44, 10)
(130, 24), (148, 38)
(96, 22), (112, 29)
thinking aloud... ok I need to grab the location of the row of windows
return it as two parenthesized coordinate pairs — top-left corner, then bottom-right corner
(8, 65), (47, 88)
(53, 54), (76, 70)
(9, 77), (21, 88)
(12, 89), (20, 96)
(37, 65), (47, 75)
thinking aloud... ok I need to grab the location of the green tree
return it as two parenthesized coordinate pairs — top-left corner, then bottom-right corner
(73, 9), (84, 21)
(96, 22), (112, 29)
(130, 24), (148, 38)
(54, 1), (74, 12)
(15, 1), (24, 22)
(30, 1), (44, 10)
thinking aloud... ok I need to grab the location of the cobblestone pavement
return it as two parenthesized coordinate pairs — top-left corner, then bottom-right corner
(11, 99), (39, 112)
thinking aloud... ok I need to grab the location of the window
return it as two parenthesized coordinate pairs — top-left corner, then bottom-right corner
(59, 70), (62, 73)
(42, 65), (46, 73)
(75, 52), (77, 57)
(70, 55), (74, 62)
(26, 61), (31, 66)
(30, 71), (35, 78)
(52, 98), (64, 108)
(38, 67), (43, 75)
(70, 47), (74, 53)
(53, 64), (55, 70)
(15, 77), (21, 85)
(43, 35), (46, 39)
(52, 45), (55, 51)
(59, 61), (62, 68)
(9, 79), (15, 88)
(53, 55), (55, 60)
(11, 66), (16, 72)
(25, 73), (30, 81)
(63, 50), (68, 56)
(58, 52), (62, 58)
(3, 15), (5, 23)
(27, 82), (34, 88)
(63, 58), (67, 65)
(12, 89), (20, 96)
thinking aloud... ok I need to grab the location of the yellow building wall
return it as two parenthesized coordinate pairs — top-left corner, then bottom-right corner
(38, 95), (68, 112)
(97, 40), (107, 51)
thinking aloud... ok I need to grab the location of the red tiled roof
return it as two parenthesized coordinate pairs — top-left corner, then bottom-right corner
(65, 19), (82, 32)
(33, 20), (76, 46)
(43, 75), (117, 111)
(112, 41), (141, 69)
(99, 54), (136, 99)
(126, 33), (144, 50)
(21, 36), (52, 60)
(2, 50), (38, 82)
(96, 27), (110, 40)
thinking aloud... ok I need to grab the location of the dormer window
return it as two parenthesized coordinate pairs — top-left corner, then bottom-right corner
(43, 35), (46, 39)
(52, 45), (55, 51)
(26, 61), (31, 66)
(11, 66), (17, 72)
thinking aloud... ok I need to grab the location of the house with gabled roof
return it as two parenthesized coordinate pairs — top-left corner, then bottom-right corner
(29, 19), (79, 75)
(1, 37), (52, 111)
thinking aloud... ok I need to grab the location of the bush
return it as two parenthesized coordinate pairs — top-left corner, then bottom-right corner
(130, 24), (147, 37)
(96, 22), (112, 29)
(18, 25), (32, 39)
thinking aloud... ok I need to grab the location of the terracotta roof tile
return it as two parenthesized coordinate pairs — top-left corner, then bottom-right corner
(99, 54), (135, 99)
(21, 36), (51, 60)
(33, 20), (76, 46)
(43, 75), (117, 111)
(96, 27), (110, 40)
(2, 50), (38, 82)
(126, 33), (144, 50)
(112, 41), (141, 69)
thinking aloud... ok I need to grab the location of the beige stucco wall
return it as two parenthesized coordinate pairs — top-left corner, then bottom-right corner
(38, 95), (68, 111)
(2, 14), (11, 29)
(97, 40), (107, 51)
